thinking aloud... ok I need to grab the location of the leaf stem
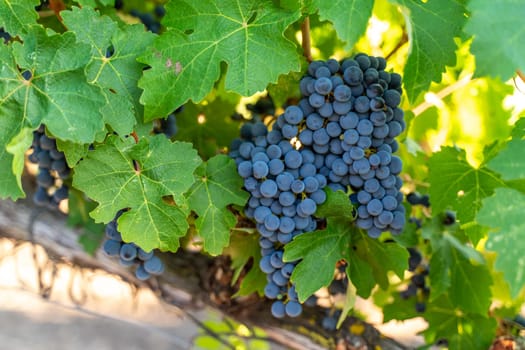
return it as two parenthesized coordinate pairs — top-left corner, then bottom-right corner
(517, 70), (525, 84)
(412, 73), (473, 117)
(130, 131), (140, 173)
(385, 33), (408, 61)
(301, 17), (313, 63)
(131, 131), (139, 144)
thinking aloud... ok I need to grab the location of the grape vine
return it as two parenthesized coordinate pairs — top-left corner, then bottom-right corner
(0, 0), (524, 349)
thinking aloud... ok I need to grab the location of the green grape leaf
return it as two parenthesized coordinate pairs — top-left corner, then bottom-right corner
(283, 189), (354, 301)
(62, 7), (155, 124)
(267, 70), (302, 109)
(72, 135), (202, 252)
(56, 139), (90, 168)
(354, 235), (408, 289)
(0, 0), (39, 37)
(100, 90), (135, 136)
(176, 93), (241, 159)
(138, 0), (301, 120)
(0, 26), (104, 198)
(284, 189), (408, 301)
(284, 220), (352, 302)
(424, 296), (496, 349)
(449, 251), (492, 314)
(337, 280), (357, 329)
(347, 253), (375, 298)
(423, 220), (492, 313)
(236, 261), (267, 297)
(6, 128), (33, 198)
(186, 155), (248, 255)
(76, 0), (115, 7)
(487, 138), (525, 181)
(225, 232), (266, 297)
(392, 0), (466, 103)
(465, 0), (525, 80)
(477, 188), (525, 297)
(312, 0), (374, 50)
(0, 89), (24, 199)
(428, 147), (506, 229)
(382, 291), (420, 322)
(68, 190), (105, 256)
(224, 232), (259, 286)
(8, 25), (106, 143)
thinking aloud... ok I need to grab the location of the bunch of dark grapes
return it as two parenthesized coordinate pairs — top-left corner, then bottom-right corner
(130, 5), (165, 33)
(230, 118), (317, 318)
(153, 106), (184, 138)
(246, 95), (276, 117)
(0, 27), (11, 44)
(400, 248), (429, 313)
(295, 54), (406, 238)
(406, 191), (430, 207)
(102, 210), (165, 281)
(230, 53), (406, 319)
(113, 1), (165, 33)
(27, 125), (70, 209)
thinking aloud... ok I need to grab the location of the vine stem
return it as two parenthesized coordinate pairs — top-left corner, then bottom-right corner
(411, 73), (473, 117)
(517, 70), (525, 84)
(301, 17), (313, 63)
(385, 33), (408, 60)
(130, 131), (141, 173)
(131, 131), (139, 144)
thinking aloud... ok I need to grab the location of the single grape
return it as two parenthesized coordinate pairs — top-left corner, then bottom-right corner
(120, 243), (138, 261)
(135, 264), (151, 281)
(285, 301), (302, 317)
(103, 239), (122, 257)
(271, 301), (286, 318)
(144, 256), (164, 275)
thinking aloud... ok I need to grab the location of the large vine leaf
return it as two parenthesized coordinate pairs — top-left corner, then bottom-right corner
(465, 0), (525, 80)
(0, 26), (105, 198)
(428, 147), (506, 229)
(284, 189), (408, 301)
(423, 220), (492, 314)
(72, 135), (202, 252)
(312, 0), (374, 50)
(138, 0), (301, 120)
(391, 0), (467, 103)
(424, 295), (496, 350)
(477, 188), (525, 298)
(0, 45), (26, 198)
(283, 190), (355, 301)
(186, 155), (248, 255)
(284, 219), (352, 302)
(488, 118), (525, 181)
(8, 25), (106, 142)
(62, 7), (155, 130)
(224, 232), (266, 297)
(353, 234), (408, 290)
(0, 0), (39, 37)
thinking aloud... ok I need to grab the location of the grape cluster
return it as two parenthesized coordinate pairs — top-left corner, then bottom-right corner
(153, 106), (184, 138)
(406, 192), (430, 207)
(231, 54), (406, 318)
(296, 54), (406, 238)
(230, 119), (319, 318)
(130, 5), (165, 33)
(400, 247), (429, 313)
(28, 125), (70, 209)
(102, 210), (165, 281)
(0, 27), (11, 44)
